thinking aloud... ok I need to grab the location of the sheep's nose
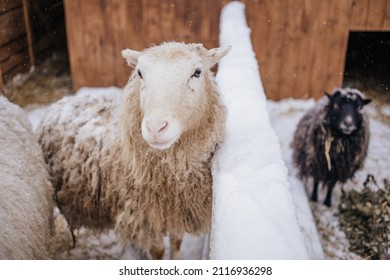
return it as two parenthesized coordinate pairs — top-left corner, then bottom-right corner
(146, 120), (168, 137)
(343, 116), (354, 127)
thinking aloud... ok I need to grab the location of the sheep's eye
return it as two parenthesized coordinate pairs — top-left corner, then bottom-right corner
(333, 103), (339, 110)
(137, 69), (143, 79)
(192, 68), (202, 78)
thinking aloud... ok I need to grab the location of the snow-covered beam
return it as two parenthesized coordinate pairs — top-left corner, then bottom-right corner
(210, 1), (311, 259)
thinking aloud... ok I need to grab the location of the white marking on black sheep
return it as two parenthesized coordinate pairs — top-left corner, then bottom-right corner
(292, 88), (371, 207)
(0, 96), (54, 259)
(37, 42), (230, 259)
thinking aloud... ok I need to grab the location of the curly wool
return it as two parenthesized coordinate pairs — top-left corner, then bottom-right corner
(38, 58), (226, 250)
(0, 96), (54, 259)
(292, 96), (369, 191)
(117, 69), (226, 246)
(38, 90), (125, 231)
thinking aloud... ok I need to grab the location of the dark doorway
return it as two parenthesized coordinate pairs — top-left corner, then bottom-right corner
(343, 31), (390, 103)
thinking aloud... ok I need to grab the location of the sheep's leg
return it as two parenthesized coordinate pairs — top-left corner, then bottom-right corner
(324, 180), (336, 207)
(149, 238), (165, 260)
(169, 235), (183, 260)
(310, 179), (319, 202)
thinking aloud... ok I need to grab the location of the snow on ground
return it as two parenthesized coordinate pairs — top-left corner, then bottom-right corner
(382, 105), (390, 116)
(48, 205), (206, 260)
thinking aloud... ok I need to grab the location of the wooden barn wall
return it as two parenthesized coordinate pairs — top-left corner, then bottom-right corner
(65, 0), (390, 100)
(64, 0), (225, 90)
(244, 0), (390, 100)
(0, 0), (65, 90)
(0, 0), (30, 89)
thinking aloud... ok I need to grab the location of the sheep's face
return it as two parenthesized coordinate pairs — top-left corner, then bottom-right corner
(326, 88), (371, 135)
(122, 43), (230, 150)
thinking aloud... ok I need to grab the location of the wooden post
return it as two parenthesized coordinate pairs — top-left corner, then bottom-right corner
(0, 66), (4, 91)
(22, 0), (35, 68)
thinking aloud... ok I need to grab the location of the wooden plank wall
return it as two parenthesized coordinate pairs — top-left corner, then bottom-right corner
(244, 0), (390, 99)
(64, 0), (225, 89)
(0, 0), (64, 90)
(63, 0), (390, 99)
(0, 0), (30, 89)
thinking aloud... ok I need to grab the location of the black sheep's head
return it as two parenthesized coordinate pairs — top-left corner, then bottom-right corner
(325, 88), (371, 135)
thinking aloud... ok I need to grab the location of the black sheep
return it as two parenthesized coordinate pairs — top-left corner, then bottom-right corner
(292, 88), (371, 206)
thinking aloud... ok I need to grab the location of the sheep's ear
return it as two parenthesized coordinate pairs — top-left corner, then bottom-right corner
(324, 91), (332, 100)
(122, 49), (141, 67)
(205, 45), (232, 68)
(363, 98), (372, 106)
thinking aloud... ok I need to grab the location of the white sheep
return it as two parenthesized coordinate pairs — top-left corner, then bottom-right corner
(0, 96), (54, 259)
(38, 42), (231, 259)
